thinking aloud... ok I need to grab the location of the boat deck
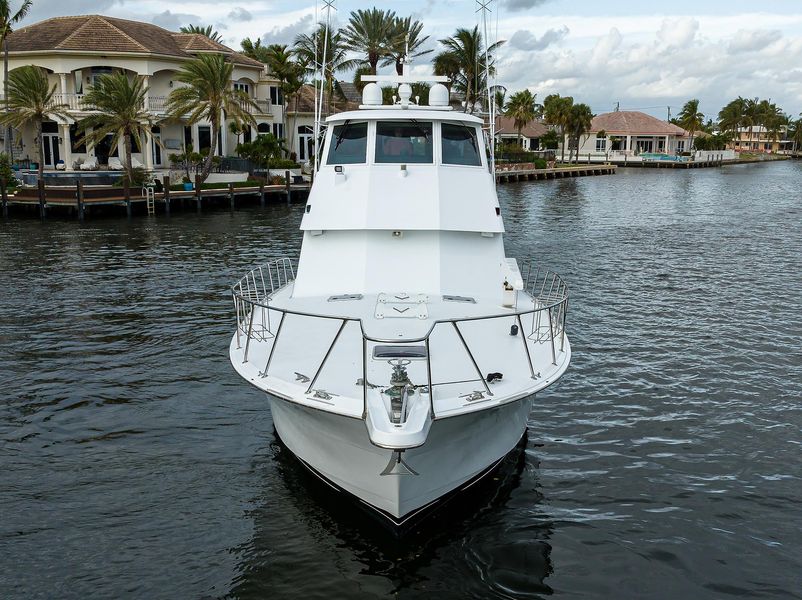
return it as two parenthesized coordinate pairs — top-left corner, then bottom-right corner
(231, 281), (570, 421)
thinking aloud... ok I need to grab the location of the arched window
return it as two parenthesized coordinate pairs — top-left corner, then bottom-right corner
(257, 123), (270, 135)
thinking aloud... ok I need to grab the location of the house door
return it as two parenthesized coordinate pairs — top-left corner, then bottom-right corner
(152, 130), (162, 167)
(298, 126), (314, 161)
(42, 134), (60, 168)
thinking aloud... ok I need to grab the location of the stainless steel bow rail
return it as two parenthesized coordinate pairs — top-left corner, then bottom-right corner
(231, 258), (569, 420)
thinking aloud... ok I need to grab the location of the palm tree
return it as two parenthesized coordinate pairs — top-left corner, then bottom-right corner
(718, 97), (745, 145)
(1, 0), (33, 155)
(342, 8), (397, 75)
(264, 45), (305, 155)
(677, 98), (704, 152)
(383, 16), (432, 75)
(0, 65), (69, 179)
(179, 24), (223, 44)
(493, 86), (507, 115)
(742, 98), (760, 151)
(166, 53), (257, 182)
(433, 26), (503, 113)
(240, 37), (270, 63)
(294, 24), (359, 113)
(505, 89), (538, 147)
(75, 73), (157, 182)
(566, 103), (593, 163)
(788, 115), (802, 153)
(543, 93), (574, 163)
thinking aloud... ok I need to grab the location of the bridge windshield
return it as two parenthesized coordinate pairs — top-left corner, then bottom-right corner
(327, 122), (368, 164)
(375, 121), (433, 164)
(442, 123), (483, 166)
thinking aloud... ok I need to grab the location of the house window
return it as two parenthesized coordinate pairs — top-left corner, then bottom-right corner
(198, 126), (211, 152)
(90, 67), (113, 87)
(595, 137), (606, 152)
(273, 123), (284, 139)
(184, 126), (192, 149)
(677, 140), (685, 153)
(69, 124), (86, 154)
(234, 82), (250, 96)
(269, 86), (283, 106)
(257, 123), (270, 135)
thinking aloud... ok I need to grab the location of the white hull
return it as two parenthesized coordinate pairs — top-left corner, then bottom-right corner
(268, 392), (534, 521)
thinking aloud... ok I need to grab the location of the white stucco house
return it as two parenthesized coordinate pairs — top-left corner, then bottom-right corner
(571, 110), (690, 157)
(2, 15), (284, 171)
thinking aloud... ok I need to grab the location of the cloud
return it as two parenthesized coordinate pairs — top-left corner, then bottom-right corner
(228, 7), (252, 22)
(502, 0), (551, 12)
(728, 29), (780, 53)
(508, 26), (568, 51)
(152, 10), (203, 31)
(656, 17), (699, 49)
(261, 14), (315, 45)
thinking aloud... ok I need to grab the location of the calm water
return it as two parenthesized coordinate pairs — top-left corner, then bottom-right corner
(2, 162), (801, 599)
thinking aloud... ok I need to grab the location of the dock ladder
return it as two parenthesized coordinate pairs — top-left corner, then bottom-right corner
(143, 186), (156, 215)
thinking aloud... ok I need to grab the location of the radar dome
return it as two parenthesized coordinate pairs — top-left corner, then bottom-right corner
(362, 83), (382, 106)
(429, 83), (449, 107)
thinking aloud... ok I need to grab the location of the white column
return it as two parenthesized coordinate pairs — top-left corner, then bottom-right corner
(60, 123), (72, 170)
(625, 135), (632, 153)
(219, 110), (227, 156)
(142, 75), (150, 111)
(144, 130), (154, 170)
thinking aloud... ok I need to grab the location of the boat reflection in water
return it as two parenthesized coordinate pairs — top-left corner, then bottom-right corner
(227, 429), (554, 598)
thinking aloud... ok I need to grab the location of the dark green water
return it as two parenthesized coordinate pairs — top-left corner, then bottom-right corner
(1, 162), (801, 598)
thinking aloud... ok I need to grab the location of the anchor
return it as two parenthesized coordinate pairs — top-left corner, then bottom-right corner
(380, 450), (418, 476)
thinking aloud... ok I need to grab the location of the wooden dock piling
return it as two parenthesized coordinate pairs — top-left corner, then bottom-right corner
(163, 175), (170, 215)
(76, 180), (85, 222)
(1, 176), (7, 218)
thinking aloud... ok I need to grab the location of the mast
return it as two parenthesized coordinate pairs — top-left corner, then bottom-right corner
(313, 0), (336, 173)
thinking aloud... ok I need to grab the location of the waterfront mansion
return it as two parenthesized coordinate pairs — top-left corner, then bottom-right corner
(2, 15), (286, 170)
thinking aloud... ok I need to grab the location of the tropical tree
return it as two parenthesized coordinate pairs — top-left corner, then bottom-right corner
(341, 8), (397, 75)
(543, 93), (574, 163)
(742, 97), (760, 151)
(787, 116), (802, 153)
(566, 103), (593, 163)
(294, 24), (359, 112)
(717, 97), (746, 144)
(166, 53), (257, 182)
(677, 98), (704, 152)
(75, 72), (157, 183)
(493, 86), (507, 114)
(0, 66), (69, 179)
(505, 89), (539, 146)
(240, 37), (270, 63)
(267, 45), (306, 155)
(179, 24), (223, 44)
(1, 0), (33, 155)
(433, 26), (503, 113)
(383, 16), (432, 75)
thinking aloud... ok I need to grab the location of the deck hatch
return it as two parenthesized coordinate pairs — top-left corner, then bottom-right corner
(328, 294), (364, 302)
(372, 345), (428, 360)
(443, 295), (476, 303)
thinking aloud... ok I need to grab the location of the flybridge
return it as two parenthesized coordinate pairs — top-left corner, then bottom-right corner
(359, 64), (453, 111)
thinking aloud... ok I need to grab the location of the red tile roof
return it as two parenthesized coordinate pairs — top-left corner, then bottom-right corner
(591, 111), (687, 136)
(7, 15), (264, 68)
(495, 116), (549, 138)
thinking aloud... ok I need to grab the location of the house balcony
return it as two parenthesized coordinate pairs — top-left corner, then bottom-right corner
(1, 94), (272, 116)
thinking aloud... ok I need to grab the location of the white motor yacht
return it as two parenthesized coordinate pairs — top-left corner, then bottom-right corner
(229, 70), (571, 525)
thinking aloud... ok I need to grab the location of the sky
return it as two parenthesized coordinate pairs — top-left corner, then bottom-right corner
(15, 0), (802, 119)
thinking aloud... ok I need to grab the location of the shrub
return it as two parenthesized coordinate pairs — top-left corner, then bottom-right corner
(0, 153), (17, 189)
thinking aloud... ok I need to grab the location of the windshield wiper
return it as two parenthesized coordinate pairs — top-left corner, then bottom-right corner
(334, 120), (352, 151)
(409, 119), (430, 141)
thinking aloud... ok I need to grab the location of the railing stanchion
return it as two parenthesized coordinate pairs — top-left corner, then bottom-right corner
(516, 314), (536, 379)
(547, 307), (557, 366)
(262, 311), (286, 377)
(234, 296), (241, 349)
(243, 303), (256, 363)
(306, 319), (348, 394)
(362, 335), (368, 420)
(425, 336), (435, 419)
(452, 322), (492, 396)
(560, 301), (568, 352)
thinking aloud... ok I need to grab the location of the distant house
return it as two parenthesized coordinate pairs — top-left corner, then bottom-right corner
(572, 110), (690, 156)
(285, 84), (359, 163)
(494, 116), (549, 151)
(2, 14), (282, 170)
(729, 126), (790, 153)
